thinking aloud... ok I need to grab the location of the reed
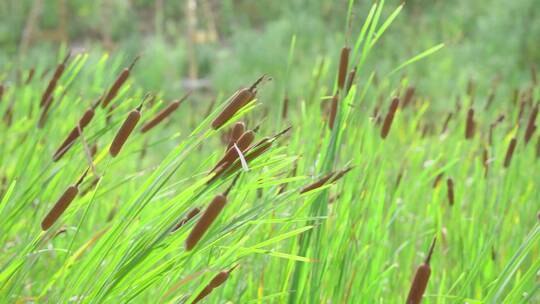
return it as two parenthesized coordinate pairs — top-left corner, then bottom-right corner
(140, 92), (190, 133)
(101, 56), (139, 108)
(53, 104), (97, 161)
(465, 108), (475, 139)
(381, 98), (399, 139)
(337, 46), (350, 90)
(524, 104), (538, 144)
(109, 101), (144, 157)
(503, 138), (517, 168)
(211, 76), (265, 129)
(446, 178), (454, 206)
(405, 237), (436, 304)
(40, 53), (70, 107)
(41, 169), (88, 230)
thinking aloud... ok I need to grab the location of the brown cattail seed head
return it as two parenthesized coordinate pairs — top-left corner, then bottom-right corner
(185, 194), (227, 251)
(328, 93), (339, 130)
(172, 207), (201, 233)
(41, 186), (78, 230)
(140, 99), (184, 133)
(524, 105), (538, 144)
(503, 138), (517, 168)
(109, 107), (142, 157)
(300, 172), (335, 194)
(53, 108), (95, 161)
(227, 122), (246, 150)
(465, 108), (475, 139)
(211, 88), (254, 129)
(432, 173), (444, 188)
(337, 47), (350, 90)
(381, 98), (399, 139)
(402, 87), (416, 108)
(446, 178), (454, 206)
(345, 67), (357, 94)
(406, 237), (436, 304)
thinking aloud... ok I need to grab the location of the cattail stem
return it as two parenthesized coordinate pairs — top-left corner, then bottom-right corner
(171, 208), (201, 233)
(381, 98), (399, 139)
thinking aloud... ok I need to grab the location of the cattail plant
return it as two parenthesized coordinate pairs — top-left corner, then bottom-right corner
(345, 67), (357, 94)
(211, 76), (265, 129)
(0, 84), (3, 103)
(337, 46), (350, 90)
(536, 135), (540, 159)
(53, 102), (98, 161)
(41, 169), (88, 230)
(101, 56), (139, 108)
(381, 98), (399, 139)
(488, 114), (505, 145)
(282, 94), (289, 119)
(185, 177), (238, 251)
(40, 53), (70, 107)
(503, 138), (517, 168)
(465, 108), (475, 139)
(405, 237), (436, 304)
(226, 122), (246, 150)
(524, 104), (538, 144)
(171, 208), (201, 233)
(482, 148), (489, 178)
(26, 68), (35, 84)
(109, 99), (145, 157)
(446, 178), (454, 206)
(192, 266), (238, 303)
(140, 92), (190, 133)
(402, 87), (416, 108)
(433, 173), (444, 188)
(212, 130), (255, 173)
(300, 172), (335, 194)
(440, 113), (452, 134)
(328, 93), (339, 130)
(37, 95), (54, 128)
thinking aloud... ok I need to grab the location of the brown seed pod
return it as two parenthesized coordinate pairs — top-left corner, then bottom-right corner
(402, 87), (416, 108)
(406, 237), (436, 304)
(53, 107), (96, 161)
(441, 113), (453, 134)
(185, 194), (227, 251)
(345, 67), (357, 94)
(171, 207), (201, 233)
(40, 53), (69, 107)
(227, 122), (246, 150)
(432, 173), (444, 188)
(503, 138), (517, 168)
(536, 136), (540, 159)
(482, 149), (489, 178)
(38, 95), (54, 129)
(109, 103), (143, 157)
(328, 93), (339, 130)
(337, 46), (350, 90)
(41, 170), (87, 230)
(101, 56), (139, 109)
(213, 130), (255, 172)
(381, 98), (399, 139)
(465, 108), (475, 139)
(211, 76), (265, 129)
(26, 68), (35, 85)
(446, 178), (454, 206)
(282, 95), (289, 119)
(330, 166), (354, 183)
(140, 93), (189, 133)
(300, 172), (335, 194)
(192, 267), (236, 304)
(485, 91), (495, 110)
(0, 84), (3, 103)
(524, 105), (538, 144)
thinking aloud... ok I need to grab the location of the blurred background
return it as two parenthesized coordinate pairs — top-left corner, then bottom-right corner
(0, 0), (539, 102)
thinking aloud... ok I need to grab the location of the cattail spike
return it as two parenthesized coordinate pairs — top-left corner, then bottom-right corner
(337, 46), (350, 90)
(381, 98), (399, 139)
(503, 138), (517, 168)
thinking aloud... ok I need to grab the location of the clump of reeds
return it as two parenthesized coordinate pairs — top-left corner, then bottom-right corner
(465, 108), (475, 139)
(328, 93), (339, 130)
(405, 237), (436, 304)
(337, 46), (350, 90)
(101, 56), (139, 108)
(446, 178), (454, 206)
(171, 208), (201, 233)
(40, 53), (70, 108)
(140, 92), (190, 133)
(109, 99), (145, 157)
(41, 169), (88, 230)
(192, 266), (238, 303)
(211, 76), (266, 129)
(53, 102), (98, 161)
(503, 138), (517, 168)
(185, 177), (238, 251)
(524, 104), (538, 144)
(380, 98), (399, 139)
